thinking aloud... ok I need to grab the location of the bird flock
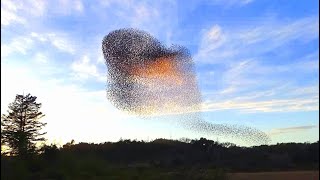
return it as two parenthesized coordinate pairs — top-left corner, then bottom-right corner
(102, 28), (270, 145)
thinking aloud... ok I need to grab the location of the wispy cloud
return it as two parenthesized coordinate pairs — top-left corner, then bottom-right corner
(196, 16), (319, 64)
(1, 0), (47, 26)
(52, 0), (84, 15)
(268, 125), (319, 136)
(219, 53), (318, 88)
(1, 36), (33, 58)
(33, 53), (48, 63)
(1, 0), (25, 26)
(202, 96), (319, 113)
(71, 55), (105, 81)
(194, 16), (319, 113)
(2, 32), (75, 60)
(1, 0), (85, 27)
(97, 53), (105, 64)
(199, 52), (318, 94)
(211, 0), (254, 7)
(31, 32), (76, 54)
(200, 75), (319, 113)
(97, 0), (177, 45)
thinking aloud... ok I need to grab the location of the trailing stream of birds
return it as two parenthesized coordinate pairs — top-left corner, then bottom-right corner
(102, 28), (270, 145)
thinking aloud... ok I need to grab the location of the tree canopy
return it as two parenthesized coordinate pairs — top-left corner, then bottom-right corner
(1, 93), (47, 157)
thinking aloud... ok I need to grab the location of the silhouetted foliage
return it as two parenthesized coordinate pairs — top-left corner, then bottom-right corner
(1, 94), (47, 158)
(56, 138), (318, 171)
(1, 138), (318, 179)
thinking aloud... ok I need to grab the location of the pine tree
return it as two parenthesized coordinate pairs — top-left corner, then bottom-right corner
(1, 93), (47, 157)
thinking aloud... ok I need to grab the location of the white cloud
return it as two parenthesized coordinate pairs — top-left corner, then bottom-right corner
(1, 45), (12, 58)
(97, 53), (105, 64)
(100, 0), (177, 42)
(30, 32), (47, 42)
(2, 32), (75, 59)
(71, 55), (106, 82)
(289, 85), (319, 96)
(74, 0), (84, 12)
(1, 0), (19, 11)
(27, 0), (47, 16)
(55, 0), (84, 14)
(1, 0), (47, 26)
(268, 125), (319, 136)
(200, 81), (319, 114)
(199, 25), (226, 55)
(1, 36), (34, 58)
(34, 53), (48, 63)
(211, 0), (254, 6)
(1, 0), (24, 26)
(207, 25), (223, 41)
(219, 86), (237, 95)
(71, 55), (98, 79)
(130, 4), (160, 27)
(49, 34), (75, 54)
(221, 60), (255, 86)
(197, 46), (319, 113)
(201, 96), (319, 113)
(1, 8), (26, 26)
(31, 32), (75, 54)
(1, 0), (86, 27)
(216, 55), (319, 92)
(196, 16), (319, 64)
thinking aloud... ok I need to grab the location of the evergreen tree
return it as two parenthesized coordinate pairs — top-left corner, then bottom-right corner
(1, 93), (47, 157)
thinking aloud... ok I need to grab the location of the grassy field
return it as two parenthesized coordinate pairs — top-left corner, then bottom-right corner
(228, 171), (319, 180)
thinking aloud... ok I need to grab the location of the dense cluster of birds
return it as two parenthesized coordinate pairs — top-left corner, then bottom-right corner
(102, 28), (270, 145)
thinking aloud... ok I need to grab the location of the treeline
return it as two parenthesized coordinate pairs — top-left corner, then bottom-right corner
(41, 138), (319, 171)
(2, 138), (318, 180)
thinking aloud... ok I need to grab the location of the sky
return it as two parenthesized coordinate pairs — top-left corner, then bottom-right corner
(1, 0), (319, 146)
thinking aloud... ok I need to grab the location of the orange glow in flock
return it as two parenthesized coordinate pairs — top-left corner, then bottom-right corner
(102, 28), (201, 116)
(133, 56), (184, 85)
(102, 28), (270, 145)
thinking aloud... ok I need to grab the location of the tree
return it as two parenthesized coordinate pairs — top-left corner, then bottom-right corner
(1, 93), (47, 158)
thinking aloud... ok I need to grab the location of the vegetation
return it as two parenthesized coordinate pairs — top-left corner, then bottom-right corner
(1, 138), (318, 180)
(1, 94), (47, 158)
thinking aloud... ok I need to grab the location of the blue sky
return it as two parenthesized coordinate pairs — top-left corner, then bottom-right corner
(1, 0), (319, 146)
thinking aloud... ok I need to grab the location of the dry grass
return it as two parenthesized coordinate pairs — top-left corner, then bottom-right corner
(228, 171), (319, 180)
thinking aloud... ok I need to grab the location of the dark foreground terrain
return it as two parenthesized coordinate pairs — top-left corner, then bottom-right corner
(228, 171), (319, 180)
(1, 138), (318, 179)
